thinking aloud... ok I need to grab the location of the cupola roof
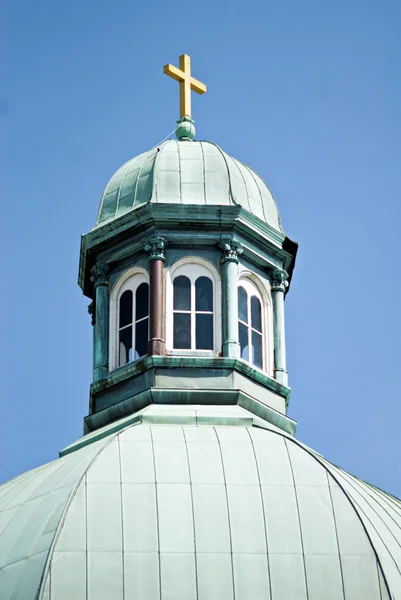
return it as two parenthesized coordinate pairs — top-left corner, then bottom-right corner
(95, 140), (283, 232)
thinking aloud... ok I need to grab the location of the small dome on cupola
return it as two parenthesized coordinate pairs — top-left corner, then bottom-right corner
(95, 140), (283, 232)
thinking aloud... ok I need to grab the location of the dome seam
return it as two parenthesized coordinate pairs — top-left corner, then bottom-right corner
(237, 159), (285, 234)
(182, 425), (200, 596)
(237, 161), (259, 218)
(213, 425), (236, 596)
(114, 168), (128, 220)
(202, 142), (236, 208)
(241, 162), (269, 225)
(283, 436), (310, 598)
(116, 436), (126, 597)
(199, 141), (207, 205)
(148, 425), (162, 594)
(245, 427), (273, 597)
(326, 469), (348, 597)
(151, 140), (169, 203)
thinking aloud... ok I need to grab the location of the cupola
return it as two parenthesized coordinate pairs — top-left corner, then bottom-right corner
(78, 54), (298, 435)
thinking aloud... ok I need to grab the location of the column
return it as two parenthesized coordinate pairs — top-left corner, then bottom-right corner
(90, 263), (110, 382)
(219, 240), (243, 358)
(145, 236), (167, 356)
(87, 301), (95, 379)
(271, 268), (289, 386)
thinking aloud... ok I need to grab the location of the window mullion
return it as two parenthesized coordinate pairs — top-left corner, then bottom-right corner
(132, 290), (136, 354)
(191, 280), (196, 350)
(248, 297), (253, 365)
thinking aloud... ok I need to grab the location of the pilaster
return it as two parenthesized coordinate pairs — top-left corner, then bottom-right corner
(91, 263), (110, 382)
(271, 268), (288, 386)
(145, 237), (167, 356)
(219, 240), (243, 358)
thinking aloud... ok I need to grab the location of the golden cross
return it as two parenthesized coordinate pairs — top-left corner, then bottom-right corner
(164, 54), (207, 119)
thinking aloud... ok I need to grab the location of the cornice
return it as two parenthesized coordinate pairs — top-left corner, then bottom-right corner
(91, 355), (291, 403)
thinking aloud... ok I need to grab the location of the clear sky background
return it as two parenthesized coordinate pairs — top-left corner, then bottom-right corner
(2, 0), (400, 496)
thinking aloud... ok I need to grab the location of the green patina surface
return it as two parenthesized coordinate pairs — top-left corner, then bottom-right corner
(90, 355), (291, 401)
(95, 140), (283, 232)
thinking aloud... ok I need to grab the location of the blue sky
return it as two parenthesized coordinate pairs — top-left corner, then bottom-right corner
(2, 0), (400, 496)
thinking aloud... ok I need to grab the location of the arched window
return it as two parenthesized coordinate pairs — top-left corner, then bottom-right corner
(118, 282), (149, 366)
(167, 259), (220, 352)
(110, 270), (149, 370)
(173, 274), (214, 349)
(238, 280), (264, 370)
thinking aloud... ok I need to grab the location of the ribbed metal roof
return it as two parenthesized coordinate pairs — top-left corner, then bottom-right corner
(0, 405), (400, 599)
(95, 140), (283, 232)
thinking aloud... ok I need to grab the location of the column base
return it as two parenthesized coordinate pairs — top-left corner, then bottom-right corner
(274, 369), (288, 387)
(222, 340), (240, 359)
(94, 366), (108, 382)
(148, 338), (165, 356)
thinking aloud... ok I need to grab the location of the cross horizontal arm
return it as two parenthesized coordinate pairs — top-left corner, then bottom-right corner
(163, 64), (185, 83)
(190, 78), (207, 95)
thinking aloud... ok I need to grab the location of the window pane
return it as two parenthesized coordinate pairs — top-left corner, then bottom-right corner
(173, 276), (191, 310)
(174, 313), (191, 349)
(119, 290), (133, 328)
(119, 325), (132, 366)
(195, 276), (213, 311)
(238, 287), (248, 323)
(251, 296), (262, 332)
(136, 283), (149, 321)
(196, 314), (213, 349)
(252, 331), (263, 369)
(135, 317), (148, 359)
(239, 321), (249, 361)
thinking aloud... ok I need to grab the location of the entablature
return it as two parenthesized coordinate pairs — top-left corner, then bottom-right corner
(79, 203), (297, 298)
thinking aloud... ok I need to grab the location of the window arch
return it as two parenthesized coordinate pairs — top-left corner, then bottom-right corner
(237, 277), (268, 371)
(166, 258), (221, 353)
(109, 269), (149, 370)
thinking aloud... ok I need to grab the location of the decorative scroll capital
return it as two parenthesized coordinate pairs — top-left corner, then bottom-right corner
(88, 301), (95, 326)
(270, 268), (289, 292)
(145, 236), (167, 262)
(90, 263), (110, 287)
(219, 240), (244, 264)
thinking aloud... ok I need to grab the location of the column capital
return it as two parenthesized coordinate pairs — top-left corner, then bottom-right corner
(270, 268), (289, 292)
(145, 236), (167, 262)
(88, 301), (95, 326)
(90, 263), (110, 287)
(219, 240), (243, 264)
